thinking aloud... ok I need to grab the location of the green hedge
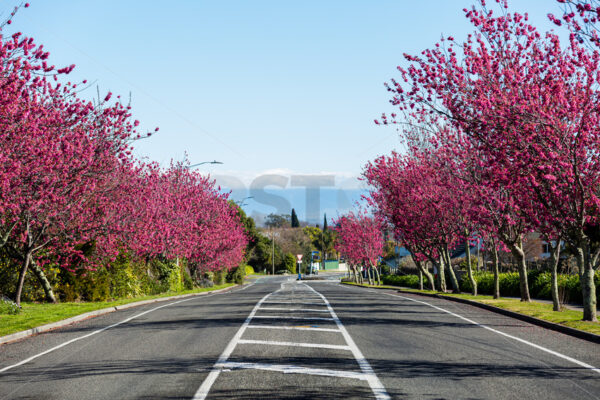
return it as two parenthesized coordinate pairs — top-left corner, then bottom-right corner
(383, 270), (600, 305)
(382, 274), (430, 288)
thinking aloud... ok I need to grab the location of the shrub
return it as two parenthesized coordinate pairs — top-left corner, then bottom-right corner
(226, 265), (246, 285)
(213, 270), (226, 285)
(245, 265), (255, 275)
(382, 274), (429, 288)
(283, 253), (296, 274)
(0, 297), (20, 315)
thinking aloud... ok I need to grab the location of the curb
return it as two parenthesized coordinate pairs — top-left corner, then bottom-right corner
(341, 282), (600, 344)
(0, 284), (241, 346)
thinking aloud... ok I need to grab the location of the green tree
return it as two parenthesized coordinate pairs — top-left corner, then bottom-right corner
(265, 213), (291, 228)
(323, 213), (328, 231)
(291, 209), (300, 228)
(283, 253), (296, 274)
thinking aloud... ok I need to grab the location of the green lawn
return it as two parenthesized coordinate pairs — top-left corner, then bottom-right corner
(341, 281), (600, 336)
(0, 283), (234, 337)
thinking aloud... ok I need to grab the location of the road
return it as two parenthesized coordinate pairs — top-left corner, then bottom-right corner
(0, 276), (599, 399)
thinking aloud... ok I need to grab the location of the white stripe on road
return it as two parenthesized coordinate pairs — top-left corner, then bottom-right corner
(192, 291), (274, 400)
(237, 339), (351, 351)
(259, 307), (330, 313)
(381, 292), (600, 376)
(246, 325), (341, 333)
(262, 301), (326, 306)
(219, 361), (368, 380)
(304, 284), (391, 400)
(252, 315), (334, 321)
(0, 293), (226, 374)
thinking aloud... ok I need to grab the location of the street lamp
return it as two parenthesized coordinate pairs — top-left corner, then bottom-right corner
(187, 160), (223, 169)
(236, 196), (254, 207)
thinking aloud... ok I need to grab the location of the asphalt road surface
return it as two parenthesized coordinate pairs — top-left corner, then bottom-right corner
(1, 276), (599, 399)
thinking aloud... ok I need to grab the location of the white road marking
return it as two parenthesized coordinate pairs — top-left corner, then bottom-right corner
(219, 361), (369, 380)
(194, 282), (391, 400)
(379, 291), (600, 376)
(237, 339), (351, 351)
(259, 307), (330, 313)
(303, 284), (391, 400)
(263, 301), (326, 306)
(0, 293), (227, 374)
(192, 290), (274, 400)
(252, 315), (334, 321)
(246, 325), (341, 333)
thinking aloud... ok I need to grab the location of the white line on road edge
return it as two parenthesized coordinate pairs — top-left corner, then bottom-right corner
(237, 339), (351, 351)
(192, 290), (274, 400)
(303, 283), (391, 400)
(0, 293), (217, 374)
(252, 315), (334, 321)
(246, 325), (341, 333)
(259, 307), (330, 313)
(220, 361), (368, 380)
(380, 291), (600, 376)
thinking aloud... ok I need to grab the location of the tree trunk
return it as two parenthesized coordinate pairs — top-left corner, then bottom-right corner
(373, 263), (381, 286)
(576, 247), (584, 278)
(437, 254), (447, 292)
(367, 265), (373, 285)
(491, 240), (500, 299)
(465, 237), (477, 296)
(30, 260), (57, 303)
(444, 247), (461, 293)
(508, 237), (531, 302)
(414, 258), (435, 291)
(15, 252), (32, 307)
(549, 241), (561, 312)
(580, 242), (598, 322)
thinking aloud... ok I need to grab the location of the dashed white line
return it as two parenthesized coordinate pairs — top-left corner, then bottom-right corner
(237, 339), (351, 351)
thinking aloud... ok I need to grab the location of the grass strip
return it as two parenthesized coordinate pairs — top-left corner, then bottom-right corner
(341, 281), (600, 335)
(0, 283), (235, 337)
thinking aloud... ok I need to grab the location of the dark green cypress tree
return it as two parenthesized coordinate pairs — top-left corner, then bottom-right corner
(323, 213), (328, 231)
(291, 208), (300, 228)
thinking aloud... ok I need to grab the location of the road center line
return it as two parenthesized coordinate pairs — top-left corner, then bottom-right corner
(237, 339), (351, 351)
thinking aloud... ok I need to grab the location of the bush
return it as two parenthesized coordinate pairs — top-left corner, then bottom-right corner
(382, 274), (430, 288)
(0, 297), (20, 315)
(283, 253), (296, 274)
(213, 270), (226, 285)
(226, 265), (246, 285)
(245, 265), (255, 275)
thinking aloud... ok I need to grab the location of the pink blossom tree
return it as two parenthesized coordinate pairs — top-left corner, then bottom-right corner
(333, 211), (384, 285)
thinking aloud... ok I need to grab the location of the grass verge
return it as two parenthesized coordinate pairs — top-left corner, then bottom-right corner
(341, 281), (600, 336)
(0, 283), (235, 337)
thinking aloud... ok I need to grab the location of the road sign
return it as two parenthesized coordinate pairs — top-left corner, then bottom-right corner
(296, 254), (303, 262)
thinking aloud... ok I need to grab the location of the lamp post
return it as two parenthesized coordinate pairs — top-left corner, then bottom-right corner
(186, 160), (223, 169)
(236, 196), (254, 207)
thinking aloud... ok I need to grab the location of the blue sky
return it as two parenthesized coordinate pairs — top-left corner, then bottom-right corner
(3, 0), (566, 222)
